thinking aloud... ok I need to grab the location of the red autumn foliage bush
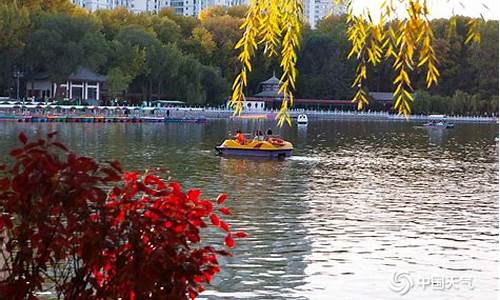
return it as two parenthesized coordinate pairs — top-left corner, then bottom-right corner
(0, 132), (244, 299)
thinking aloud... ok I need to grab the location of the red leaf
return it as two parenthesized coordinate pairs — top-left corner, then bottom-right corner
(0, 217), (13, 230)
(187, 189), (201, 200)
(51, 142), (68, 152)
(19, 132), (27, 144)
(0, 178), (9, 190)
(123, 172), (138, 182)
(209, 214), (220, 226)
(130, 290), (135, 300)
(109, 160), (122, 172)
(115, 210), (125, 224)
(235, 231), (248, 238)
(169, 182), (181, 193)
(10, 148), (23, 157)
(218, 207), (231, 215)
(174, 224), (185, 233)
(200, 200), (213, 212)
(47, 131), (57, 138)
(216, 193), (227, 204)
(204, 271), (213, 283)
(219, 220), (230, 232)
(225, 234), (235, 248)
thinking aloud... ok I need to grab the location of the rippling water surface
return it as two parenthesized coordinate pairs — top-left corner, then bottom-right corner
(0, 120), (498, 300)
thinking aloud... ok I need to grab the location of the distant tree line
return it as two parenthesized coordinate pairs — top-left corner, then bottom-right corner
(0, 0), (498, 113)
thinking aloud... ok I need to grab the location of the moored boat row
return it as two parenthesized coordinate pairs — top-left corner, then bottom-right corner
(0, 115), (208, 124)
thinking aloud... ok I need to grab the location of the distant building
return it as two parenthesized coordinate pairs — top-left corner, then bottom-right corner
(72, 0), (343, 24)
(72, 0), (246, 16)
(304, 0), (346, 28)
(369, 92), (394, 103)
(26, 67), (106, 104)
(230, 74), (355, 111)
(72, 0), (113, 11)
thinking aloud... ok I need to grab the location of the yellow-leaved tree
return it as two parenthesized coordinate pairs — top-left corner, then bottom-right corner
(230, 0), (484, 126)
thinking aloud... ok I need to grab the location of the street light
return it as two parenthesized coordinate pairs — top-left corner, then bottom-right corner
(13, 69), (24, 101)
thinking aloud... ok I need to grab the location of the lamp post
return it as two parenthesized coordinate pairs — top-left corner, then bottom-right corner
(13, 69), (24, 101)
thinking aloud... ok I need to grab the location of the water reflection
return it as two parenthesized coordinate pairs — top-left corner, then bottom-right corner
(0, 120), (497, 300)
(425, 127), (451, 145)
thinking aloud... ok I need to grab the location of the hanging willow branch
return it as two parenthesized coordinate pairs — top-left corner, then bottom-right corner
(230, 0), (303, 126)
(230, 0), (483, 125)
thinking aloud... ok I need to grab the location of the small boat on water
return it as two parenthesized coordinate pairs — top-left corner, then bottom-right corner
(297, 114), (308, 125)
(423, 120), (455, 129)
(215, 135), (293, 158)
(423, 115), (454, 129)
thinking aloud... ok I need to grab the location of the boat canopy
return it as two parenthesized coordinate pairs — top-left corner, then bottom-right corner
(428, 114), (447, 119)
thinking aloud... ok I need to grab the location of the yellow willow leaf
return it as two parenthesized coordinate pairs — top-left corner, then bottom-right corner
(465, 33), (474, 44)
(394, 82), (402, 95)
(367, 49), (375, 63)
(431, 64), (440, 76)
(231, 89), (241, 102)
(417, 56), (428, 67)
(405, 59), (414, 71)
(401, 70), (411, 85)
(394, 94), (403, 108)
(403, 89), (413, 101)
(241, 70), (247, 86)
(231, 74), (242, 89)
(393, 74), (402, 85)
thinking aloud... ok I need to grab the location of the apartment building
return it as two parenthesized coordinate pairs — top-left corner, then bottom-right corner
(73, 0), (344, 25)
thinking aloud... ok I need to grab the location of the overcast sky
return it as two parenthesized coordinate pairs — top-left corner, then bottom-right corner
(352, 0), (499, 20)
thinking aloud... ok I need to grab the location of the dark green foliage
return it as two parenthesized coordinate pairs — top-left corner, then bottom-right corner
(25, 14), (108, 84)
(413, 90), (498, 116)
(0, 3), (497, 111)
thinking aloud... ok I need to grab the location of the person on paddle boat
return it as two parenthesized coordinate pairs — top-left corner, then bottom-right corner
(265, 129), (273, 140)
(254, 130), (264, 141)
(235, 129), (246, 145)
(264, 128), (285, 147)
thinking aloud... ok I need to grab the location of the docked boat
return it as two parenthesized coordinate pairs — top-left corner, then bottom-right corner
(215, 137), (293, 158)
(297, 114), (308, 125)
(164, 117), (208, 124)
(142, 116), (165, 122)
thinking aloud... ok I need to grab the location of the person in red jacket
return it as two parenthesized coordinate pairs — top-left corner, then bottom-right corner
(235, 129), (246, 145)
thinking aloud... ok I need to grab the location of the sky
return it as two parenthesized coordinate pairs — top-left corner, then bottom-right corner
(352, 0), (499, 20)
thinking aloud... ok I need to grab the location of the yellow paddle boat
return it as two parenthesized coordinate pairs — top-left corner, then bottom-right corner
(215, 135), (293, 158)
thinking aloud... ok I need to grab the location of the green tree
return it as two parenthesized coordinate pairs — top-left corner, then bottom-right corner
(152, 16), (182, 45)
(201, 65), (229, 105)
(0, 3), (30, 96)
(296, 16), (356, 100)
(25, 13), (108, 96)
(469, 20), (499, 98)
(106, 67), (132, 100)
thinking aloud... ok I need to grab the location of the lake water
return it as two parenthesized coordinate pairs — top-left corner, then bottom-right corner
(0, 120), (498, 300)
